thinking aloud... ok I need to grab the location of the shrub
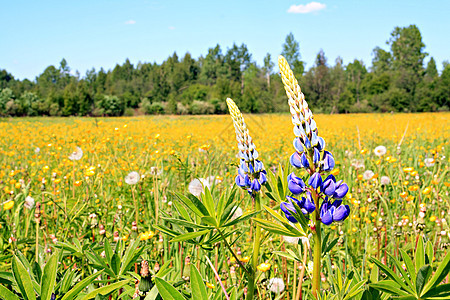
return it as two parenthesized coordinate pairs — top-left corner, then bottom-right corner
(190, 100), (215, 115)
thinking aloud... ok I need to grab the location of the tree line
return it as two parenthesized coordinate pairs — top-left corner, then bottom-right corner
(0, 24), (449, 117)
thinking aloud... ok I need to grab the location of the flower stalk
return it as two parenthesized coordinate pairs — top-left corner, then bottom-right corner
(247, 193), (261, 300)
(278, 55), (350, 298)
(226, 98), (267, 299)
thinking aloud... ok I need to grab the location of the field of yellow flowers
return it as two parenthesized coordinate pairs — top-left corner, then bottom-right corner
(0, 112), (449, 299)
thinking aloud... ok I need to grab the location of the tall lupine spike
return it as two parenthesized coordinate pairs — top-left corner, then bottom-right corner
(278, 55), (330, 172)
(277, 55), (349, 227)
(226, 98), (267, 196)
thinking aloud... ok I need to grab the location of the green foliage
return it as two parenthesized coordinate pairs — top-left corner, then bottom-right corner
(369, 236), (450, 299)
(1, 250), (130, 300)
(0, 24), (446, 116)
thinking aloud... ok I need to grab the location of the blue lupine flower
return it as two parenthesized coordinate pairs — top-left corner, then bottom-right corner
(288, 173), (306, 195)
(313, 148), (320, 164)
(251, 179), (261, 192)
(333, 180), (349, 199)
(308, 173), (322, 189)
(320, 199), (350, 225)
(235, 175), (247, 188)
(280, 201), (299, 223)
(293, 137), (304, 153)
(304, 135), (311, 149)
(322, 151), (335, 171)
(290, 152), (303, 168)
(317, 137), (325, 151)
(302, 192), (316, 213)
(321, 175), (336, 196)
(301, 153), (310, 168)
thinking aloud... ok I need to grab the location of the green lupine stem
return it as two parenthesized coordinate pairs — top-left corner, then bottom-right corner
(311, 189), (321, 298)
(247, 193), (261, 300)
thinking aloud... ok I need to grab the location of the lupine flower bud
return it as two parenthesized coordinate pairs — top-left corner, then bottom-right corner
(308, 173), (322, 190)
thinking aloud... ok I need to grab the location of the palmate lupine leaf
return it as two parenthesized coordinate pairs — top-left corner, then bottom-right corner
(369, 256), (415, 295)
(173, 192), (209, 217)
(420, 250), (450, 297)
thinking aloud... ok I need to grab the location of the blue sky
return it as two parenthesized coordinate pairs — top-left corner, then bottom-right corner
(1, 0), (449, 80)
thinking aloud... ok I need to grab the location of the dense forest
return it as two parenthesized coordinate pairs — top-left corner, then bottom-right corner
(0, 24), (449, 117)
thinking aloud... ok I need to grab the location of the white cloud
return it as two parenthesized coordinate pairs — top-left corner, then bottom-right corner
(168, 26), (175, 30)
(287, 2), (326, 14)
(125, 20), (136, 25)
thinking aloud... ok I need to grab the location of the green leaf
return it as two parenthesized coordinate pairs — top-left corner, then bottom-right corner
(273, 251), (300, 262)
(264, 205), (291, 226)
(421, 250), (450, 296)
(104, 239), (113, 264)
(172, 201), (192, 223)
(16, 251), (37, 282)
(369, 257), (414, 294)
(155, 277), (185, 300)
(344, 279), (366, 300)
(12, 256), (36, 300)
(175, 192), (209, 217)
(111, 253), (120, 275)
(223, 210), (260, 227)
(202, 187), (216, 217)
(393, 296), (417, 300)
(0, 271), (14, 286)
(61, 270), (104, 300)
(253, 218), (303, 237)
(155, 260), (173, 278)
(400, 249), (416, 287)
(170, 229), (211, 243)
(41, 253), (58, 300)
(322, 237), (339, 255)
(421, 283), (450, 298)
(153, 225), (179, 238)
(416, 265), (432, 295)
(0, 284), (20, 300)
(415, 237), (425, 272)
(386, 252), (414, 290)
(144, 286), (159, 300)
(201, 216), (217, 227)
(119, 239), (141, 276)
(82, 279), (131, 299)
(190, 264), (207, 300)
(369, 280), (409, 296)
(289, 200), (310, 229)
(425, 241), (434, 266)
(163, 217), (211, 230)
